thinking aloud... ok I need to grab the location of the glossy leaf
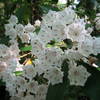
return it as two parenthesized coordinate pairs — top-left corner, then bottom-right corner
(20, 45), (32, 51)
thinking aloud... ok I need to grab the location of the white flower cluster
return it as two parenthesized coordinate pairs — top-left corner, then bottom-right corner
(38, 7), (76, 44)
(5, 15), (35, 43)
(0, 6), (100, 100)
(68, 61), (91, 86)
(3, 65), (48, 100)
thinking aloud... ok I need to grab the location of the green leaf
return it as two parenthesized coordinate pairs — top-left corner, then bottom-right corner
(97, 67), (100, 71)
(85, 24), (93, 29)
(0, 36), (10, 46)
(15, 3), (31, 24)
(81, 62), (100, 100)
(77, 0), (97, 20)
(20, 45), (32, 51)
(14, 71), (23, 76)
(46, 83), (67, 100)
(40, 5), (60, 14)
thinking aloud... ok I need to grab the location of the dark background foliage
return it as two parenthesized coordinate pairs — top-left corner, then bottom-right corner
(0, 0), (100, 100)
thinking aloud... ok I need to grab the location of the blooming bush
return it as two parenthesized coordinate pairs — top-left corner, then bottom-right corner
(0, 0), (100, 100)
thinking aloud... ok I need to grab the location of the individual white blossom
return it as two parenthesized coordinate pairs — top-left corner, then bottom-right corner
(95, 13), (100, 30)
(51, 22), (67, 41)
(15, 24), (24, 36)
(68, 62), (91, 86)
(15, 76), (27, 91)
(64, 49), (83, 61)
(87, 27), (93, 34)
(95, 20), (100, 30)
(5, 28), (17, 39)
(26, 80), (38, 94)
(20, 33), (31, 43)
(15, 90), (25, 97)
(35, 94), (46, 100)
(6, 57), (19, 72)
(93, 37), (100, 55)
(9, 39), (18, 45)
(24, 23), (35, 33)
(9, 43), (20, 57)
(44, 67), (63, 85)
(23, 65), (37, 80)
(0, 44), (9, 57)
(5, 23), (13, 32)
(68, 60), (77, 69)
(35, 84), (48, 100)
(58, 7), (76, 25)
(42, 10), (59, 27)
(34, 20), (41, 27)
(39, 47), (64, 68)
(8, 15), (18, 25)
(65, 19), (86, 42)
(6, 83), (17, 97)
(34, 59), (47, 75)
(38, 28), (53, 44)
(2, 72), (16, 87)
(37, 84), (48, 95)
(31, 36), (45, 57)
(78, 35), (94, 57)
(34, 59), (53, 75)
(0, 61), (7, 72)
